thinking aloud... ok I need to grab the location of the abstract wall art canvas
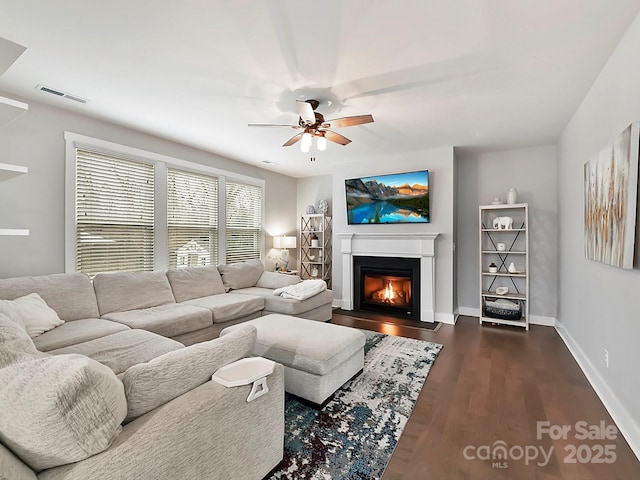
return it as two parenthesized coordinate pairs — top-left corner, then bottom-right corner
(584, 123), (639, 269)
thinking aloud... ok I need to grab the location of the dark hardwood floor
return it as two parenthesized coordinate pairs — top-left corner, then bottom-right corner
(331, 313), (640, 480)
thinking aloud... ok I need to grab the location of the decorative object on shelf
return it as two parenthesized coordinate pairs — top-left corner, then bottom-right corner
(308, 254), (315, 261)
(484, 298), (522, 320)
(508, 262), (517, 273)
(318, 250), (323, 262)
(507, 188), (518, 205)
(495, 286), (509, 295)
(311, 266), (319, 277)
(273, 235), (297, 271)
(491, 197), (503, 205)
(496, 242), (507, 251)
(306, 204), (316, 214)
(488, 262), (498, 273)
(584, 122), (639, 269)
(316, 199), (329, 215)
(311, 234), (319, 248)
(492, 216), (513, 230)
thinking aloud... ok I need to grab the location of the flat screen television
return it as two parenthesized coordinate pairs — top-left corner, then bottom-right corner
(345, 169), (430, 224)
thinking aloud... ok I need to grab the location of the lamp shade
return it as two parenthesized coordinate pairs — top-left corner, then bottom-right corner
(274, 235), (296, 249)
(281, 235), (297, 249)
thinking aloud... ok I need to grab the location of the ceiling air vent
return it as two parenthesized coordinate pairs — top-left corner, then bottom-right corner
(35, 84), (89, 104)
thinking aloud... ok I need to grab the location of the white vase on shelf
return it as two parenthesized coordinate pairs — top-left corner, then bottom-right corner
(507, 188), (518, 205)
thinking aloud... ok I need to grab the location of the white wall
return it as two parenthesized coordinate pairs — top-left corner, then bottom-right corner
(331, 146), (456, 323)
(0, 95), (298, 278)
(456, 145), (558, 324)
(558, 11), (640, 457)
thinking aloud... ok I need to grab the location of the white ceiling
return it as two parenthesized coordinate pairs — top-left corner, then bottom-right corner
(1, 0), (639, 178)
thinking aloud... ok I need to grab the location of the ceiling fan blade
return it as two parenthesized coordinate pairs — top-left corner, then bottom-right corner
(296, 100), (316, 124)
(324, 130), (351, 145)
(248, 123), (299, 128)
(282, 132), (304, 146)
(323, 114), (374, 129)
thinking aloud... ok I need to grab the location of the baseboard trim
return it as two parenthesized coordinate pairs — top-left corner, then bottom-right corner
(435, 312), (457, 325)
(555, 322), (640, 462)
(458, 307), (479, 317)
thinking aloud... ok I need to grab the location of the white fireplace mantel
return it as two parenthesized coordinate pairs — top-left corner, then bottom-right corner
(337, 233), (439, 322)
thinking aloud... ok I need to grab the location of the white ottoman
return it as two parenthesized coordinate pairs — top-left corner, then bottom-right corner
(220, 314), (365, 407)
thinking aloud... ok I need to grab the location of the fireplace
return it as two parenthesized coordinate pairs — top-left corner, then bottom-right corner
(353, 256), (421, 320)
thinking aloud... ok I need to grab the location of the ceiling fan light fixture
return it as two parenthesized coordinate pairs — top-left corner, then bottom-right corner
(301, 132), (312, 152)
(317, 135), (327, 151)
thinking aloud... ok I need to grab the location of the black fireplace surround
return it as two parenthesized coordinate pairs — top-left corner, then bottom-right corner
(353, 255), (421, 321)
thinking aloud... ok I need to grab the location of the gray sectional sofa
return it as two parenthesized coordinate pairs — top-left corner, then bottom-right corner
(0, 260), (333, 479)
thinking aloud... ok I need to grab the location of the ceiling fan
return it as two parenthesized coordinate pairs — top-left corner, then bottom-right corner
(249, 99), (374, 151)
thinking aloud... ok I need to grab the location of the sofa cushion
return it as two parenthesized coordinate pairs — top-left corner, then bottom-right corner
(0, 313), (42, 368)
(0, 353), (127, 472)
(0, 272), (100, 321)
(255, 271), (301, 289)
(33, 318), (131, 352)
(101, 303), (213, 337)
(166, 265), (226, 302)
(122, 325), (257, 421)
(234, 287), (334, 315)
(0, 443), (38, 480)
(93, 271), (176, 315)
(184, 293), (264, 323)
(218, 259), (264, 291)
(0, 293), (65, 338)
(49, 329), (184, 375)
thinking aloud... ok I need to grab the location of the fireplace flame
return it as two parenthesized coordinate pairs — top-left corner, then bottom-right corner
(373, 280), (404, 304)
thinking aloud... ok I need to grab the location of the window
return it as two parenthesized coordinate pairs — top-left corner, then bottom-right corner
(225, 181), (263, 264)
(167, 168), (218, 268)
(66, 132), (265, 274)
(75, 149), (154, 275)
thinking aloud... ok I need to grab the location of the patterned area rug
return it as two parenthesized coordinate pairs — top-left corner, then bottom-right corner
(268, 331), (442, 480)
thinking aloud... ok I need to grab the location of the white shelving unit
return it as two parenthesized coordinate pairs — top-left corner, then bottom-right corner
(0, 162), (30, 236)
(300, 214), (332, 288)
(479, 203), (529, 330)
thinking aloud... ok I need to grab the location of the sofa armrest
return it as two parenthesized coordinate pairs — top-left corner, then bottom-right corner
(121, 325), (257, 421)
(256, 271), (301, 289)
(38, 365), (285, 480)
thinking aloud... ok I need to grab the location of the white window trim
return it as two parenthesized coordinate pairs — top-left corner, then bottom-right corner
(64, 131), (265, 273)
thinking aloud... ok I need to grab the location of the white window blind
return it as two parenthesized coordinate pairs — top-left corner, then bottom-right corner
(225, 181), (263, 264)
(75, 149), (154, 275)
(168, 168), (219, 268)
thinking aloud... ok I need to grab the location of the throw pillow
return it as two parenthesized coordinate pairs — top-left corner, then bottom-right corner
(0, 293), (64, 338)
(122, 324), (257, 422)
(256, 271), (302, 289)
(0, 353), (127, 471)
(218, 259), (264, 291)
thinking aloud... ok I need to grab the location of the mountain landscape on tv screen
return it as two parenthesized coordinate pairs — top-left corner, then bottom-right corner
(345, 175), (429, 224)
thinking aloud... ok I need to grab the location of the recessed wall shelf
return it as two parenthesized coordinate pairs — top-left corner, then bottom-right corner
(0, 229), (29, 236)
(0, 162), (29, 236)
(0, 95), (28, 127)
(0, 162), (28, 181)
